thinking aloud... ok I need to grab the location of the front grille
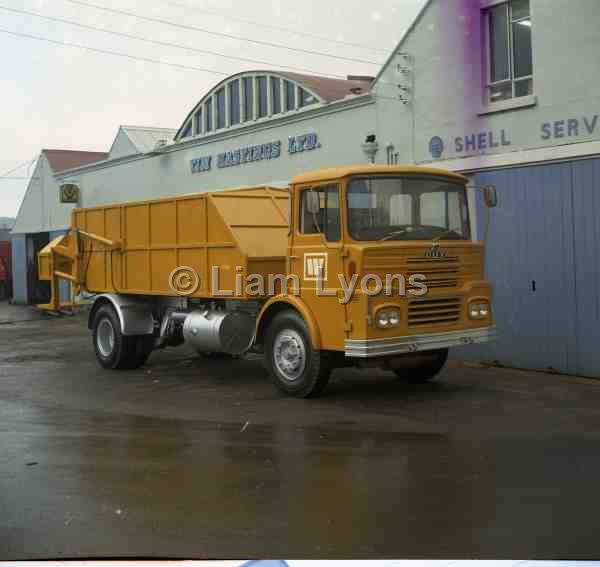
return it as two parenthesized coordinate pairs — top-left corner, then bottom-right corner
(408, 296), (461, 327)
(407, 256), (459, 289)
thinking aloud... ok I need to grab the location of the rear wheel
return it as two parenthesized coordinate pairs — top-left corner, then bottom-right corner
(264, 310), (330, 398)
(391, 349), (448, 383)
(92, 304), (153, 370)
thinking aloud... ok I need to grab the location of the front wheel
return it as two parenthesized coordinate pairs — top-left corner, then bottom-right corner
(264, 311), (330, 398)
(391, 349), (448, 383)
(92, 304), (153, 370)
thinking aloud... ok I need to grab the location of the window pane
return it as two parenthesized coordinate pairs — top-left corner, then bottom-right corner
(512, 18), (532, 78)
(271, 77), (281, 114)
(421, 193), (447, 228)
(285, 80), (295, 111)
(489, 81), (512, 102)
(301, 186), (340, 241)
(347, 177), (470, 241)
(205, 98), (213, 132)
(229, 79), (240, 125)
(181, 121), (192, 139)
(194, 109), (202, 135)
(489, 4), (510, 83)
(257, 76), (268, 118)
(511, 0), (530, 21)
(515, 77), (533, 97)
(323, 188), (341, 242)
(216, 88), (226, 129)
(390, 194), (413, 225)
(299, 88), (317, 108)
(243, 77), (253, 122)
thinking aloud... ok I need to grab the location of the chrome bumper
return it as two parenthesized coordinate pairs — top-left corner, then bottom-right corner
(345, 326), (496, 358)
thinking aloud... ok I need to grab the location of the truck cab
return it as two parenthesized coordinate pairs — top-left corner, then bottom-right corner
(259, 165), (496, 395)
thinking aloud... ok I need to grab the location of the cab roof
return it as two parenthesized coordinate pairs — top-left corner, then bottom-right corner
(291, 165), (469, 185)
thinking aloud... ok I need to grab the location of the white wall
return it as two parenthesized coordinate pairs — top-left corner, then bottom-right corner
(12, 154), (78, 235)
(373, 0), (600, 167)
(56, 100), (377, 213)
(108, 128), (138, 161)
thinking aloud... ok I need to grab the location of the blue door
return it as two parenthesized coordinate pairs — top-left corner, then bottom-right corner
(470, 158), (600, 377)
(473, 163), (578, 374)
(571, 158), (600, 376)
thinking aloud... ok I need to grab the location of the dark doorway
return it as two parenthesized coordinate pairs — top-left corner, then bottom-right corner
(26, 232), (50, 304)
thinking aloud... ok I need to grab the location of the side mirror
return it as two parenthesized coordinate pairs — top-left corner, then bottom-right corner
(483, 185), (498, 208)
(305, 191), (320, 214)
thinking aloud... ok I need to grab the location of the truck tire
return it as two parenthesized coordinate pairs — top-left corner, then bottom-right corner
(264, 310), (330, 398)
(392, 348), (448, 383)
(92, 304), (153, 370)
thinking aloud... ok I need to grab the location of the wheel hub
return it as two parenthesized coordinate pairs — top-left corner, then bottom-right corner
(97, 318), (115, 357)
(273, 329), (306, 382)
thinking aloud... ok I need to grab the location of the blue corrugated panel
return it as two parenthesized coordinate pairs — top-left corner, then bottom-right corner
(571, 158), (600, 376)
(459, 157), (600, 378)
(10, 234), (27, 305)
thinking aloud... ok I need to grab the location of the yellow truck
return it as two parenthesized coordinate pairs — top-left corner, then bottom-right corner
(39, 165), (496, 397)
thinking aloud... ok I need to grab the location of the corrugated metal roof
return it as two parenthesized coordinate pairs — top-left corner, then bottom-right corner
(280, 72), (373, 103)
(121, 126), (177, 153)
(43, 149), (108, 173)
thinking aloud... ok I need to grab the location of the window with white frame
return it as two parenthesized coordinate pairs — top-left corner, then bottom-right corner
(216, 88), (226, 130)
(257, 76), (268, 118)
(485, 0), (533, 104)
(175, 73), (323, 142)
(229, 80), (240, 126)
(243, 77), (254, 122)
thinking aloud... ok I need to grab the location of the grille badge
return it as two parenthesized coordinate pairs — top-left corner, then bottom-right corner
(424, 242), (448, 259)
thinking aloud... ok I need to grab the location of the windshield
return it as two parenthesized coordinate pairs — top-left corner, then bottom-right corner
(347, 176), (471, 241)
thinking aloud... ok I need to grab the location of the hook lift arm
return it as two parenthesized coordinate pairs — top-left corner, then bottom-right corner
(37, 229), (122, 312)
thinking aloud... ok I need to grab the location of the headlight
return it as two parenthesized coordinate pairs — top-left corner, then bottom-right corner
(376, 308), (401, 329)
(469, 302), (491, 320)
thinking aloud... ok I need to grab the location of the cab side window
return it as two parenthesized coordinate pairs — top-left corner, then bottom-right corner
(300, 185), (341, 242)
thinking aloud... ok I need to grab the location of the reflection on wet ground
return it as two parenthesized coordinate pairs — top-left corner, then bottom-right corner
(1, 312), (600, 558)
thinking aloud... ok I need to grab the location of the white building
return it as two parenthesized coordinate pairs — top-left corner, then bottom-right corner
(12, 0), (600, 377)
(11, 126), (177, 304)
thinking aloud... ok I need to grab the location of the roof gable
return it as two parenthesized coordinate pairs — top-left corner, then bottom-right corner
(372, 0), (433, 88)
(121, 126), (177, 154)
(43, 149), (108, 173)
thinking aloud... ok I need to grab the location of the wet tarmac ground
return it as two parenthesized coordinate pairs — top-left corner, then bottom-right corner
(2, 305), (600, 558)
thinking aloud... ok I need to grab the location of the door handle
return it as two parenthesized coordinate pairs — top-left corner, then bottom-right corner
(531, 280), (536, 292)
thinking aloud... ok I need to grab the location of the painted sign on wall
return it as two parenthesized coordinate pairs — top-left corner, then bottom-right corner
(541, 114), (598, 140)
(190, 132), (321, 174)
(217, 141), (281, 169)
(427, 113), (599, 160)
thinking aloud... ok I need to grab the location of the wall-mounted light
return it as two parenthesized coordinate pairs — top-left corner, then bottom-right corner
(362, 135), (379, 164)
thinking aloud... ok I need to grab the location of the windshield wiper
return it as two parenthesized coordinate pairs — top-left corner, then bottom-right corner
(377, 225), (463, 242)
(378, 228), (409, 242)
(432, 228), (462, 242)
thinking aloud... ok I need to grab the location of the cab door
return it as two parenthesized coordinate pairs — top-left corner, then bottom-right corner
(289, 184), (347, 351)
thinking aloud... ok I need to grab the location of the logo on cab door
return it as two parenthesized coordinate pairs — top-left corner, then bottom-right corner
(304, 253), (328, 280)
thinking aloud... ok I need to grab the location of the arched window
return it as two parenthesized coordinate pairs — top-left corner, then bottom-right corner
(175, 71), (326, 142)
